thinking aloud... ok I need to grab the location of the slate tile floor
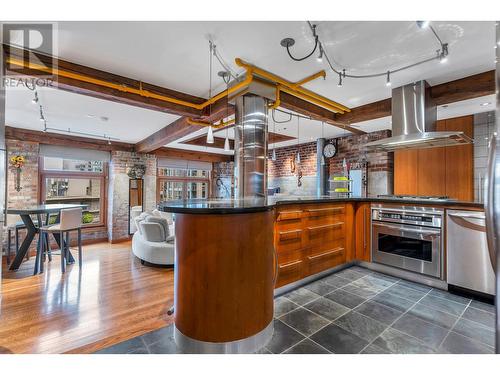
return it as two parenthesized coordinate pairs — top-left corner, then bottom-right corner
(95, 266), (496, 354)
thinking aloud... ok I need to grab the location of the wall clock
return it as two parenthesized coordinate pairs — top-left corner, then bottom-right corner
(323, 142), (337, 158)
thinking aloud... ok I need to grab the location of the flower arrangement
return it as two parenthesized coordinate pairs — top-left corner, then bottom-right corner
(9, 155), (25, 169)
(9, 154), (26, 192)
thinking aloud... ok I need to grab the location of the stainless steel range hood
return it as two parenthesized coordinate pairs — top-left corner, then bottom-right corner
(365, 80), (473, 151)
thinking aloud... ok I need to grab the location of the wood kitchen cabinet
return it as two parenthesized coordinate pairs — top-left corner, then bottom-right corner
(274, 203), (350, 288)
(394, 115), (473, 200)
(354, 202), (371, 262)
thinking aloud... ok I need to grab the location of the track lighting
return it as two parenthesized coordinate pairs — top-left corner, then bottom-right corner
(416, 21), (430, 29)
(281, 21), (449, 88)
(386, 71), (391, 87)
(206, 126), (214, 144)
(296, 151), (301, 164)
(316, 46), (323, 63)
(272, 148), (277, 161)
(108, 139), (112, 145)
(39, 106), (45, 121)
(439, 43), (449, 64)
(32, 91), (39, 104)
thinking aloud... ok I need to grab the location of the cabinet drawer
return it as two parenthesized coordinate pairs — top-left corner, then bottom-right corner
(306, 247), (345, 276)
(278, 229), (302, 242)
(276, 259), (303, 288)
(277, 210), (303, 222)
(305, 206), (345, 217)
(307, 221), (345, 248)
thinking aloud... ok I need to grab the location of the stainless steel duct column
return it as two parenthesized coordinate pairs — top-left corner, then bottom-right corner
(234, 94), (269, 199)
(316, 138), (328, 196)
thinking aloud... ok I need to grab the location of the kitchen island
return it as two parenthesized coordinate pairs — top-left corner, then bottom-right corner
(160, 195), (483, 353)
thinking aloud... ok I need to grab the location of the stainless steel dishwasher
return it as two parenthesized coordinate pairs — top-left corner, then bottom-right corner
(447, 210), (495, 296)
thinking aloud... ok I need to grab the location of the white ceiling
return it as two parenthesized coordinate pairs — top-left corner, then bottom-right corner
(5, 85), (180, 143)
(4, 21), (497, 150)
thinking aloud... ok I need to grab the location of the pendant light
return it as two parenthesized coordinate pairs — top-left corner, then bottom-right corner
(296, 116), (301, 164)
(224, 128), (230, 151)
(207, 125), (214, 144)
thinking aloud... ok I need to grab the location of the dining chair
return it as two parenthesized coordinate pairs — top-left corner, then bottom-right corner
(6, 221), (29, 265)
(36, 208), (83, 274)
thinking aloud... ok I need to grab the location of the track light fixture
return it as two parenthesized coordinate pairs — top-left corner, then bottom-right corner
(272, 148), (277, 161)
(316, 45), (323, 63)
(439, 43), (449, 63)
(32, 91), (39, 104)
(386, 71), (391, 86)
(39, 106), (45, 121)
(207, 126), (214, 144)
(280, 21), (450, 88)
(416, 21), (430, 29)
(224, 131), (230, 151)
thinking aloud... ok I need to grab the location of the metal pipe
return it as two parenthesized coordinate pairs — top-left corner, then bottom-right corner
(6, 56), (349, 118)
(316, 138), (327, 196)
(5, 57), (254, 111)
(234, 94), (269, 199)
(292, 70), (326, 87)
(235, 58), (350, 113)
(186, 118), (235, 129)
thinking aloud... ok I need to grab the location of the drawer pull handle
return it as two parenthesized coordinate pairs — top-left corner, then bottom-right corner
(279, 260), (303, 269)
(307, 222), (344, 232)
(308, 247), (344, 261)
(306, 207), (344, 217)
(279, 229), (302, 241)
(277, 210), (303, 221)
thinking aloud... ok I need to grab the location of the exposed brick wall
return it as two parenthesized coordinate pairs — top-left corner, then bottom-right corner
(1, 140), (158, 254)
(329, 130), (393, 175)
(107, 151), (157, 242)
(212, 161), (234, 198)
(267, 142), (318, 178)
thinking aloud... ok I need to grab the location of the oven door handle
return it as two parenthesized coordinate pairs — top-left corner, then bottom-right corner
(372, 222), (440, 239)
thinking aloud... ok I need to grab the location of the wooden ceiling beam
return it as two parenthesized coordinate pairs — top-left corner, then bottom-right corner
(153, 147), (233, 163)
(334, 70), (496, 125)
(3, 45), (206, 117)
(5, 126), (135, 152)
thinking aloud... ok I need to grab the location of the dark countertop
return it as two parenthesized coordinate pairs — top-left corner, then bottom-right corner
(159, 196), (484, 214)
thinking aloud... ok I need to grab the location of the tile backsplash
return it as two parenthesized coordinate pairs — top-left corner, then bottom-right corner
(474, 111), (496, 202)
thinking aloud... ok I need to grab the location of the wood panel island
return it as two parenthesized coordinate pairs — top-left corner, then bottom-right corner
(160, 196), (483, 353)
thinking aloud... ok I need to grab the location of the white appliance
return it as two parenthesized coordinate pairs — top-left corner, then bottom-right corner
(447, 211), (494, 295)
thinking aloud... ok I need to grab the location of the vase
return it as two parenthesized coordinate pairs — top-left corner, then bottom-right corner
(15, 168), (22, 192)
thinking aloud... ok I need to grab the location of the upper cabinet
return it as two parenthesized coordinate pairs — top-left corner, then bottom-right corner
(394, 115), (474, 201)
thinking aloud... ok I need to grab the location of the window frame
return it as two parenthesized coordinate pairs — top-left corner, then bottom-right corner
(156, 167), (211, 202)
(39, 156), (108, 228)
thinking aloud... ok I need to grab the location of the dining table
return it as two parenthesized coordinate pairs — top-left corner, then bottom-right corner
(7, 204), (86, 271)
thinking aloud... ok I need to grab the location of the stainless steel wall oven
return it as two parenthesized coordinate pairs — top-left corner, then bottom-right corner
(371, 204), (444, 279)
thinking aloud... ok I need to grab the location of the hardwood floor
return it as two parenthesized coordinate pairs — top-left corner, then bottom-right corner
(0, 241), (175, 354)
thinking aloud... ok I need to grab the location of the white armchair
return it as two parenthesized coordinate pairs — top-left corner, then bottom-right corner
(132, 213), (175, 266)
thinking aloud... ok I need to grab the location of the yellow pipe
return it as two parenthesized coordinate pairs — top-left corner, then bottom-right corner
(187, 118), (235, 129)
(270, 86), (281, 109)
(6, 57), (253, 112)
(235, 58), (350, 113)
(292, 70), (326, 88)
(278, 85), (345, 113)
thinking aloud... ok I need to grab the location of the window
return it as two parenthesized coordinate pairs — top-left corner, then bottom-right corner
(157, 167), (210, 202)
(40, 157), (107, 226)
